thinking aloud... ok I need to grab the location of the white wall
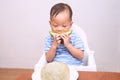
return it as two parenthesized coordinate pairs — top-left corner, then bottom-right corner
(0, 0), (120, 72)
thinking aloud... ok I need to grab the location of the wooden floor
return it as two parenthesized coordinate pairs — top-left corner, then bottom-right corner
(0, 68), (33, 80)
(1, 68), (120, 80)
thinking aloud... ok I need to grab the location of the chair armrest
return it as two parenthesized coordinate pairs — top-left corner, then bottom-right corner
(34, 53), (47, 72)
(32, 53), (47, 80)
(88, 51), (97, 71)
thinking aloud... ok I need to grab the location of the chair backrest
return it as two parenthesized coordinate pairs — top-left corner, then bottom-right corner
(71, 23), (89, 51)
(71, 23), (91, 66)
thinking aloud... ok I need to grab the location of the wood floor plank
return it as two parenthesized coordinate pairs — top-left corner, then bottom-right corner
(0, 68), (33, 80)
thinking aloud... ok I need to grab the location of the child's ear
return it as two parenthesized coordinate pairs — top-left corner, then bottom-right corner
(49, 21), (52, 25)
(70, 21), (73, 27)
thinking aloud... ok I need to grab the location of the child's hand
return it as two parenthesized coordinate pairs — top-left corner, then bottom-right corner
(60, 34), (71, 46)
(52, 34), (62, 47)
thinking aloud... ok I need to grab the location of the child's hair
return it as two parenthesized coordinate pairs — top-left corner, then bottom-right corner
(41, 62), (70, 80)
(50, 3), (73, 20)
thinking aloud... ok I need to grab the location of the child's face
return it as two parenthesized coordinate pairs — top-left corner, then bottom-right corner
(49, 11), (73, 34)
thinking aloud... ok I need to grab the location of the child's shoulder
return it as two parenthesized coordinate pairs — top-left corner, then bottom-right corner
(71, 30), (80, 37)
(45, 34), (53, 41)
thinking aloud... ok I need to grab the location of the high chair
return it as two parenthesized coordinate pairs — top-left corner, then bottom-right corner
(32, 23), (97, 80)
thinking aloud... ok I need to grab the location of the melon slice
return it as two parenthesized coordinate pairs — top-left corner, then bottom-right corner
(49, 30), (72, 36)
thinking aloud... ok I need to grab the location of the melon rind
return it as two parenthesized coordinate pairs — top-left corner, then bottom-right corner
(49, 30), (72, 36)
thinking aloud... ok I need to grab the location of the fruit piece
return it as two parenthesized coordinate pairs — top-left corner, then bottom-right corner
(49, 31), (58, 36)
(64, 30), (72, 35)
(49, 30), (72, 36)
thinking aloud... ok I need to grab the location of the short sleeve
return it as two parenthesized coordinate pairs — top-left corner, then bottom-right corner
(70, 32), (85, 50)
(44, 35), (53, 53)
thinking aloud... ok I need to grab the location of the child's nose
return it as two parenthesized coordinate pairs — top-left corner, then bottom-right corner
(57, 26), (63, 31)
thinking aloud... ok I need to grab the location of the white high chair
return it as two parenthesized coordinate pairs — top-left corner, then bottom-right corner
(32, 23), (97, 80)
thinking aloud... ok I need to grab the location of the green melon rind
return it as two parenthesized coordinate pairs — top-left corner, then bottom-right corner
(49, 30), (72, 36)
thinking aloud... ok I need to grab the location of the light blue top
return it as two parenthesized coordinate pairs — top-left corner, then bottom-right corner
(44, 30), (85, 66)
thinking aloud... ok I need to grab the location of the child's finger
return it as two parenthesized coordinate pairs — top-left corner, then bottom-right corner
(60, 34), (68, 39)
(56, 36), (61, 41)
(57, 40), (61, 44)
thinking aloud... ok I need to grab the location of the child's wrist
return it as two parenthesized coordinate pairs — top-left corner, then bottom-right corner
(65, 43), (71, 48)
(51, 44), (57, 49)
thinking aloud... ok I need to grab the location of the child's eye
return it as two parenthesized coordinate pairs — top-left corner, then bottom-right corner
(53, 25), (58, 27)
(63, 26), (67, 27)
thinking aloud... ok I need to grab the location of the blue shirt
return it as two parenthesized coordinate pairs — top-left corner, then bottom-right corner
(44, 31), (85, 66)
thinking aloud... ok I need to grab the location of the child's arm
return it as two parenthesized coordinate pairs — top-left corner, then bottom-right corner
(45, 44), (57, 62)
(65, 44), (84, 60)
(46, 34), (61, 62)
(61, 34), (84, 60)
